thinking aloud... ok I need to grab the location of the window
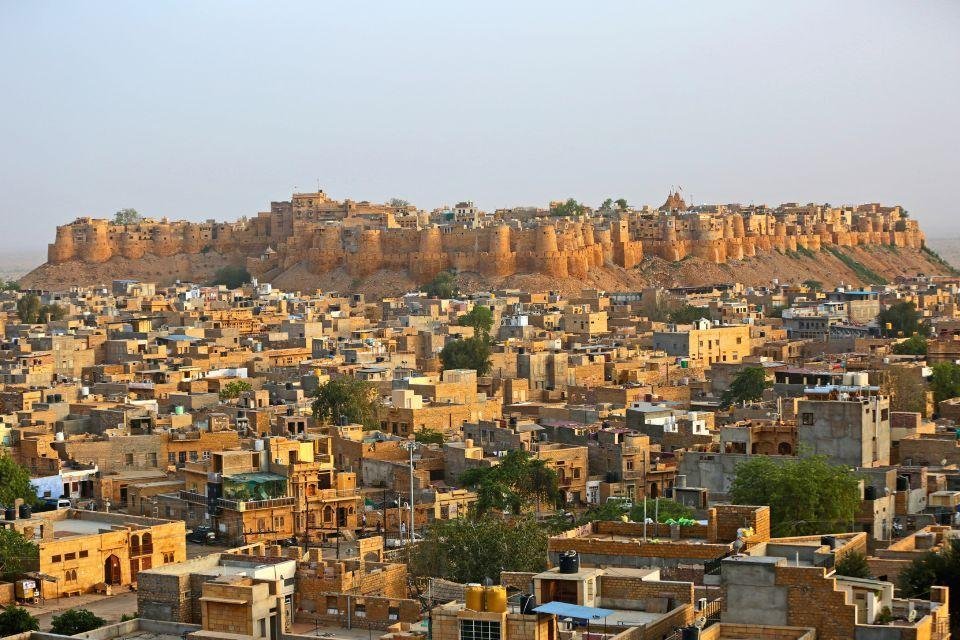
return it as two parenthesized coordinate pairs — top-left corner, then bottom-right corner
(52, 555), (61, 563)
(189, 451), (198, 462)
(801, 413), (815, 425)
(460, 620), (501, 640)
(354, 603), (366, 618)
(79, 550), (88, 558)
(125, 453), (134, 465)
(148, 453), (158, 467)
(326, 596), (339, 614)
(168, 452), (176, 463)
(64, 552), (76, 561)
(388, 606), (400, 621)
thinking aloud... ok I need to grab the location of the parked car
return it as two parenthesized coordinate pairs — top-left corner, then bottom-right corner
(605, 496), (633, 510)
(187, 525), (216, 544)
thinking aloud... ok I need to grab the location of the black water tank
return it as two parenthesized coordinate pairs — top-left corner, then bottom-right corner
(18, 504), (32, 519)
(821, 535), (836, 549)
(864, 485), (877, 500)
(558, 550), (580, 574)
(680, 627), (701, 640)
(4, 507), (15, 521)
(896, 475), (909, 491)
(519, 594), (537, 614)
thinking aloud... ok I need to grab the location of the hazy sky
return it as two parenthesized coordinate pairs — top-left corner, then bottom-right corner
(1, 1), (959, 253)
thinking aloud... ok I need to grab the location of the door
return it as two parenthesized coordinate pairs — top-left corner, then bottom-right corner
(104, 554), (121, 585)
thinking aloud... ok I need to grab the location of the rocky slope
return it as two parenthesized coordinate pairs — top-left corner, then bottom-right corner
(21, 244), (954, 297)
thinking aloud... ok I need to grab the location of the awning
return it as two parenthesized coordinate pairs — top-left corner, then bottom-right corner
(532, 602), (615, 620)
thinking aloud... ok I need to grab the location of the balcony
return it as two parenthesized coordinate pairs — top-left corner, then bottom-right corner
(178, 490), (209, 505)
(218, 496), (295, 512)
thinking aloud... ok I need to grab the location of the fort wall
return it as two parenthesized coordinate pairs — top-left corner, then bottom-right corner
(45, 201), (927, 284)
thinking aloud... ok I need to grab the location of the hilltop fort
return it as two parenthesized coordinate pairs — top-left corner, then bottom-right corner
(23, 189), (947, 293)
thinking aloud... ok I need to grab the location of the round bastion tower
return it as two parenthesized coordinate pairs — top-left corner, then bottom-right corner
(81, 220), (113, 263)
(48, 224), (76, 264)
(119, 229), (146, 260)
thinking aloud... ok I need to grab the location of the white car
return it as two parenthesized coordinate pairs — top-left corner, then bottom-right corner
(385, 533), (423, 548)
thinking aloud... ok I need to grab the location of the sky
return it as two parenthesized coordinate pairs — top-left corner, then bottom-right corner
(1, 1), (959, 254)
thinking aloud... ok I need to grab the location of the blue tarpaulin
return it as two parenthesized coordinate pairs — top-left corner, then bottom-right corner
(532, 602), (615, 620)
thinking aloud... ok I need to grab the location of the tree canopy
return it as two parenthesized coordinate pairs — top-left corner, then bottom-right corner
(0, 529), (38, 580)
(50, 609), (106, 636)
(0, 606), (39, 636)
(414, 428), (445, 445)
(39, 303), (66, 323)
(884, 366), (928, 416)
(729, 455), (860, 537)
(834, 551), (871, 578)
(629, 498), (694, 523)
(458, 305), (494, 336)
(891, 334), (928, 356)
(211, 265), (251, 289)
(113, 208), (141, 225)
(668, 305), (709, 324)
(550, 198), (586, 217)
(409, 515), (549, 583)
(460, 450), (559, 515)
(439, 337), (491, 376)
(878, 301), (923, 338)
(721, 367), (770, 406)
(219, 380), (253, 400)
(312, 377), (379, 429)
(16, 294), (40, 324)
(931, 362), (960, 407)
(0, 453), (37, 507)
(388, 198), (410, 208)
(421, 270), (460, 299)
(898, 537), (960, 632)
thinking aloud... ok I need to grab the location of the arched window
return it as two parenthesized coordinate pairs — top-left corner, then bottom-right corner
(778, 442), (793, 456)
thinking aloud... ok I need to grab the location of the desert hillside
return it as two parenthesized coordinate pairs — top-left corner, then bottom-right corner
(20, 244), (956, 297)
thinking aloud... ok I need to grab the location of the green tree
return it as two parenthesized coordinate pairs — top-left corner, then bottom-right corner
(0, 605), (39, 636)
(388, 198), (410, 208)
(802, 279), (824, 291)
(414, 428), (445, 445)
(766, 305), (786, 319)
(312, 377), (379, 429)
(409, 516), (548, 583)
(550, 198), (586, 217)
(834, 551), (871, 578)
(211, 265), (251, 289)
(598, 198), (614, 213)
(0, 453), (38, 507)
(668, 305), (709, 324)
(458, 305), (494, 337)
(460, 451), (559, 515)
(884, 366), (928, 416)
(113, 208), (141, 225)
(892, 335), (928, 356)
(0, 529), (39, 580)
(721, 367), (770, 406)
(439, 337), (491, 376)
(422, 270), (460, 299)
(730, 455), (860, 537)
(219, 380), (253, 400)
(39, 303), (66, 323)
(898, 537), (960, 631)
(878, 301), (923, 338)
(629, 498), (694, 523)
(615, 198), (629, 211)
(50, 609), (107, 635)
(930, 362), (960, 406)
(1, 281), (20, 292)
(16, 293), (40, 323)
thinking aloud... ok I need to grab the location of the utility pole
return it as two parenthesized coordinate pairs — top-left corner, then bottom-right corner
(403, 440), (419, 541)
